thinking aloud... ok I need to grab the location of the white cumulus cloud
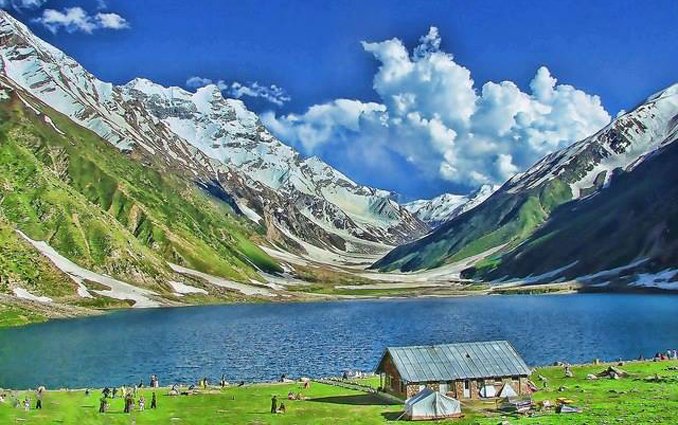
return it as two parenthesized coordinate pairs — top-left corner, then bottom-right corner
(33, 7), (129, 34)
(262, 27), (611, 191)
(186, 77), (290, 106)
(186, 76), (217, 89)
(95, 12), (129, 30)
(229, 81), (290, 106)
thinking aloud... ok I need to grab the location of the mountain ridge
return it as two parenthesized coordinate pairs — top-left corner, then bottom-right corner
(373, 82), (678, 286)
(0, 10), (427, 261)
(404, 184), (498, 228)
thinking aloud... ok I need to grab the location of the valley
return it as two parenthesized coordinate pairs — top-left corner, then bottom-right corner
(0, 9), (676, 330)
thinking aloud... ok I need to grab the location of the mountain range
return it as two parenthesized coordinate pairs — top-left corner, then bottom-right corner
(374, 84), (678, 290)
(404, 184), (498, 229)
(0, 10), (427, 262)
(0, 9), (676, 321)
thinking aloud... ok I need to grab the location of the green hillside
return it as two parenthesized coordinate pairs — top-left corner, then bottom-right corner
(373, 88), (677, 281)
(468, 140), (678, 281)
(0, 87), (280, 303)
(373, 179), (573, 272)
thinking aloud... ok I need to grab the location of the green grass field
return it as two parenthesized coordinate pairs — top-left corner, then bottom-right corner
(0, 303), (46, 327)
(1, 360), (676, 424)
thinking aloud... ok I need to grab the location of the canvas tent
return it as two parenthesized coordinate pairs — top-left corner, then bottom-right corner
(597, 366), (628, 379)
(479, 385), (497, 398)
(404, 387), (462, 420)
(498, 383), (518, 398)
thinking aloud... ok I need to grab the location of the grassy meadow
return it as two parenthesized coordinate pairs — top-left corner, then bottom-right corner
(0, 360), (676, 424)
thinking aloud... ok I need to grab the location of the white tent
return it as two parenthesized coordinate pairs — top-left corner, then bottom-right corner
(479, 385), (497, 398)
(404, 387), (462, 420)
(498, 383), (518, 398)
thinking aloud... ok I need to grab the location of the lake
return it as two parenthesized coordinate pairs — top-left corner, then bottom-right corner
(0, 294), (675, 389)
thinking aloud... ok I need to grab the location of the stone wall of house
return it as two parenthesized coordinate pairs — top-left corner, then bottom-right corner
(454, 381), (464, 399)
(405, 384), (419, 399)
(469, 380), (479, 400)
(518, 376), (529, 395)
(380, 368), (530, 401)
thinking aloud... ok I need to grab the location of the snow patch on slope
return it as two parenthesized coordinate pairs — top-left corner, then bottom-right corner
(630, 269), (678, 290)
(168, 263), (275, 297)
(168, 281), (208, 296)
(12, 287), (53, 303)
(17, 231), (160, 307)
(43, 115), (65, 135)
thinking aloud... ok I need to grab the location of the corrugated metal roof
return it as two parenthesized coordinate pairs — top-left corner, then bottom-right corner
(376, 340), (531, 383)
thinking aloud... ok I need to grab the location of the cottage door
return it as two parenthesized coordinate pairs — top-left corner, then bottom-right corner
(463, 380), (470, 398)
(439, 382), (449, 394)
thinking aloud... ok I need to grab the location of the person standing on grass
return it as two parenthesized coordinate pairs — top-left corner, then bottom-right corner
(270, 395), (277, 413)
(35, 387), (44, 410)
(138, 395), (145, 412)
(150, 392), (157, 409)
(124, 393), (133, 413)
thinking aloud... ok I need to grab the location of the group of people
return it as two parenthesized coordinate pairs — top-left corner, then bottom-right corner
(287, 391), (307, 401)
(0, 387), (44, 411)
(268, 377), (315, 414)
(97, 375), (161, 414)
(149, 374), (160, 388)
(99, 389), (157, 414)
(270, 395), (286, 414)
(654, 350), (678, 361)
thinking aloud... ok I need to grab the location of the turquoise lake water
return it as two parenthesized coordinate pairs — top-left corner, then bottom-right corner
(0, 293), (675, 388)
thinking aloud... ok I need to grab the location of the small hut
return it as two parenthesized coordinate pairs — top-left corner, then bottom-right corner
(375, 340), (531, 400)
(404, 387), (462, 420)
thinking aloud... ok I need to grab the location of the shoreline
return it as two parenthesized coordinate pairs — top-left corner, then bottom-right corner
(1, 283), (675, 330)
(2, 360), (676, 425)
(1, 358), (675, 393)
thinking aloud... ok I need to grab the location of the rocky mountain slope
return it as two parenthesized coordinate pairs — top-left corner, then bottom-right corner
(466, 136), (678, 288)
(0, 79), (283, 311)
(374, 84), (678, 286)
(404, 184), (497, 228)
(0, 10), (426, 261)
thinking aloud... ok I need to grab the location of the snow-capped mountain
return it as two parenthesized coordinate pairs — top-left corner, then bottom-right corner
(404, 184), (498, 228)
(0, 10), (427, 258)
(505, 84), (678, 198)
(375, 83), (678, 274)
(120, 79), (426, 251)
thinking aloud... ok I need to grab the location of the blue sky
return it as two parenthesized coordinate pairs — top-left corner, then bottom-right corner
(4, 0), (677, 199)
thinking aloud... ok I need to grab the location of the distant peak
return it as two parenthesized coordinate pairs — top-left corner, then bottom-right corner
(647, 82), (678, 103)
(195, 83), (223, 96)
(123, 78), (194, 100)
